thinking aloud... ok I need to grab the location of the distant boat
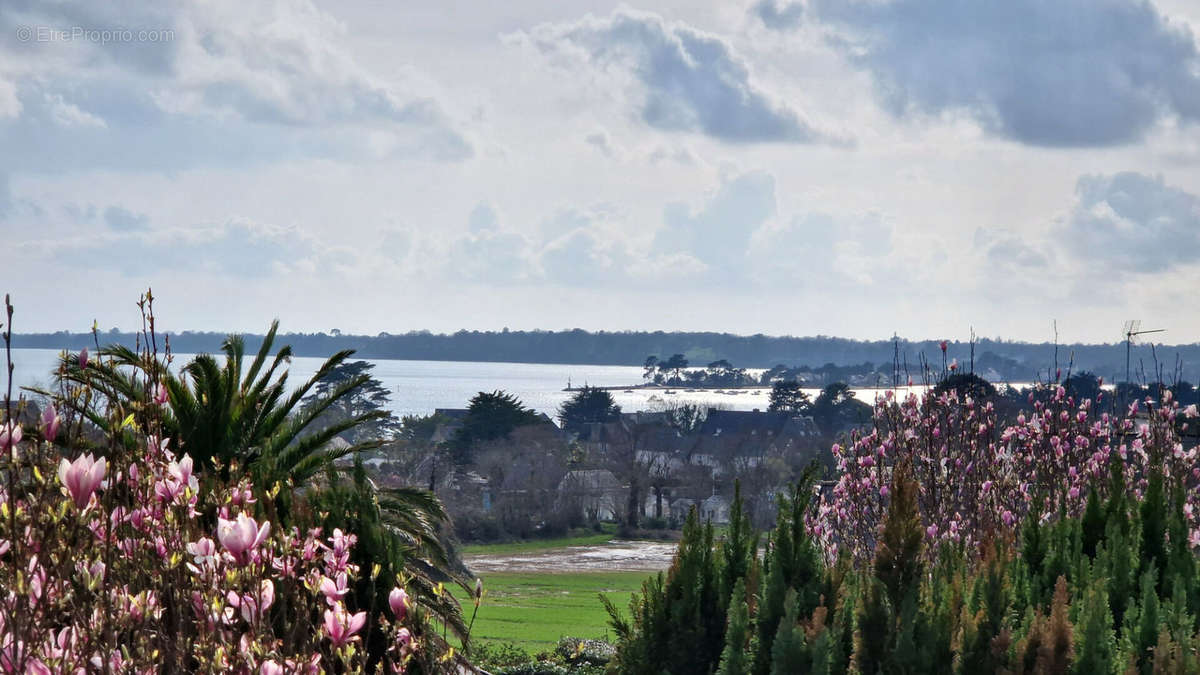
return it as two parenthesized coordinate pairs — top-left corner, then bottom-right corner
(664, 390), (676, 394)
(623, 389), (634, 393)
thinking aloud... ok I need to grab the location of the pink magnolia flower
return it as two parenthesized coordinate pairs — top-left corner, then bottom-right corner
(0, 421), (21, 452)
(1001, 510), (1015, 528)
(152, 382), (169, 406)
(323, 606), (367, 647)
(216, 513), (270, 561)
(926, 524), (939, 539)
(229, 580), (274, 623)
(186, 537), (217, 568)
(261, 663), (284, 675)
(58, 453), (107, 508)
(389, 587), (410, 620)
(319, 573), (350, 606)
(41, 404), (61, 443)
(78, 347), (89, 369)
(169, 454), (197, 490)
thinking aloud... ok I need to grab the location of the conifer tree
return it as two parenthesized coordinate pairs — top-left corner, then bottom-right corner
(717, 579), (751, 675)
(1073, 580), (1115, 675)
(1132, 570), (1159, 675)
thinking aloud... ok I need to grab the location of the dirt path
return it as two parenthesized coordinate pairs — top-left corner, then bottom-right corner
(464, 540), (677, 574)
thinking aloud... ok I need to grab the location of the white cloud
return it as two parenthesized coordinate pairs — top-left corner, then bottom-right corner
(1065, 172), (1200, 272)
(46, 93), (106, 128)
(0, 78), (20, 119)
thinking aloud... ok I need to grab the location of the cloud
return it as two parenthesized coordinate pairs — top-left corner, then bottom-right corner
(0, 172), (11, 220)
(540, 227), (633, 285)
(49, 218), (319, 278)
(974, 228), (1052, 270)
(45, 93), (106, 129)
(752, 0), (805, 30)
(0, 78), (20, 119)
(585, 129), (614, 156)
(467, 202), (500, 233)
(103, 205), (149, 231)
(519, 8), (831, 143)
(794, 0), (1200, 146)
(0, 0), (471, 169)
(1065, 172), (1200, 273)
(749, 210), (895, 285)
(654, 170), (777, 272)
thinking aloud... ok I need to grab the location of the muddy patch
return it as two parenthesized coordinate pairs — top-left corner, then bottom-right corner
(464, 540), (677, 574)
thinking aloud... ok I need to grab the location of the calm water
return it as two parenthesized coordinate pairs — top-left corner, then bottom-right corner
(5, 348), (926, 418)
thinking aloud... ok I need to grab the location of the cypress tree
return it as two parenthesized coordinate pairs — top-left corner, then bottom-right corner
(1132, 570), (1159, 675)
(1140, 471), (1168, 593)
(1073, 581), (1115, 675)
(1081, 484), (1106, 560)
(717, 578), (751, 675)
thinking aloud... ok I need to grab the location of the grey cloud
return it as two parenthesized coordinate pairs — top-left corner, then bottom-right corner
(540, 228), (633, 285)
(975, 228), (1051, 269)
(467, 202), (500, 233)
(56, 219), (316, 278)
(0, 0), (471, 169)
(522, 9), (829, 143)
(799, 0), (1200, 146)
(585, 130), (613, 155)
(0, 172), (10, 220)
(752, 0), (805, 30)
(654, 170), (776, 271)
(103, 205), (149, 232)
(1066, 172), (1200, 272)
(451, 229), (535, 283)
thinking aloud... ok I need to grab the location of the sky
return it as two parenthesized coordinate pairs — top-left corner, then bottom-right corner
(2, 0), (1200, 344)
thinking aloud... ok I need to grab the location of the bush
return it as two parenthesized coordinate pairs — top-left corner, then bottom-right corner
(605, 391), (1200, 675)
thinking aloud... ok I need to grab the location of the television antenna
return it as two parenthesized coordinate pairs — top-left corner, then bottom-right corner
(1122, 320), (1165, 383)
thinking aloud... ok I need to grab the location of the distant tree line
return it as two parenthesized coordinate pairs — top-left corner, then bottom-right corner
(14, 328), (1200, 382)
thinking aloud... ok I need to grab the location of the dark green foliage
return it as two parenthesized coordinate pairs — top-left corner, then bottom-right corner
(557, 386), (621, 432)
(717, 579), (751, 675)
(1132, 570), (1159, 674)
(604, 458), (1200, 675)
(1140, 471), (1168, 593)
(451, 390), (540, 463)
(1081, 485), (1106, 560)
(300, 359), (401, 442)
(767, 380), (809, 414)
(1072, 581), (1115, 675)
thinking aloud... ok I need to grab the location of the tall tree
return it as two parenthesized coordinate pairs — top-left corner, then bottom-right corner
(451, 390), (540, 463)
(557, 385), (621, 432)
(301, 360), (400, 443)
(659, 353), (689, 383)
(768, 380), (810, 414)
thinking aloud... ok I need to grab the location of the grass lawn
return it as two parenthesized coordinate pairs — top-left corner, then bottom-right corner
(452, 570), (655, 653)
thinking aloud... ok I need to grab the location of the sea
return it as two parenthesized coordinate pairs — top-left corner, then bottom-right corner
(5, 348), (930, 419)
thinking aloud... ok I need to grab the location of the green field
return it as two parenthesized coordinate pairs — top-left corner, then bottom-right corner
(454, 570), (655, 652)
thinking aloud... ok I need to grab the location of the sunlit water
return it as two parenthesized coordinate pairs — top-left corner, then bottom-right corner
(6, 348), (938, 418)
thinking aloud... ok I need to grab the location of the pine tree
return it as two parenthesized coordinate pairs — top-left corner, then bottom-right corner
(754, 541), (789, 675)
(768, 594), (808, 675)
(717, 579), (751, 675)
(1140, 471), (1168, 593)
(1073, 581), (1115, 675)
(1132, 570), (1159, 675)
(1081, 485), (1106, 560)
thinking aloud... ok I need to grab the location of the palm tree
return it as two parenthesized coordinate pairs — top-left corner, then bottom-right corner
(55, 321), (387, 489)
(52, 321), (472, 666)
